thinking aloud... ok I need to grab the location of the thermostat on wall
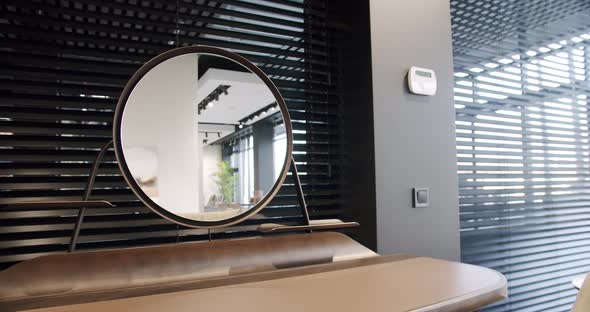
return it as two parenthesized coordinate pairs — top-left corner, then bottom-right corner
(408, 66), (437, 96)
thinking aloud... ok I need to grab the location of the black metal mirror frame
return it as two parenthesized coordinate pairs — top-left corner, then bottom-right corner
(113, 45), (294, 229)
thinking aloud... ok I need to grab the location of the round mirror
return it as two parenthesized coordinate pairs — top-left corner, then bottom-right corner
(113, 46), (293, 228)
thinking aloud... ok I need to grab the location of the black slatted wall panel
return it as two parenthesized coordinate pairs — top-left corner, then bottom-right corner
(0, 0), (347, 270)
(452, 0), (590, 311)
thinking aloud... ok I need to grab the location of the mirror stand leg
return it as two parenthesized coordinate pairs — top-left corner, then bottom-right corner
(290, 156), (311, 226)
(68, 140), (114, 252)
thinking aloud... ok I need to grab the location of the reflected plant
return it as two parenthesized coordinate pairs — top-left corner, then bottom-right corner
(213, 161), (237, 204)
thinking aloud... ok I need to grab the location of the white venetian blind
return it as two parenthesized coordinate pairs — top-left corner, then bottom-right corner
(452, 0), (590, 311)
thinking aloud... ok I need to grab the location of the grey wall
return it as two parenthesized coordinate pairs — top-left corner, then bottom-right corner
(370, 0), (460, 261)
(253, 120), (275, 193)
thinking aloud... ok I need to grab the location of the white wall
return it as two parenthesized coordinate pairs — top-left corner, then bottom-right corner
(121, 54), (201, 214)
(370, 0), (460, 261)
(201, 144), (222, 204)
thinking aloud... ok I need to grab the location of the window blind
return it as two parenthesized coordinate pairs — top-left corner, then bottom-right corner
(0, 0), (347, 270)
(452, 0), (590, 311)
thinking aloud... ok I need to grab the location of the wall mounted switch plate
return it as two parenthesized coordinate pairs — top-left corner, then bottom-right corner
(413, 187), (429, 208)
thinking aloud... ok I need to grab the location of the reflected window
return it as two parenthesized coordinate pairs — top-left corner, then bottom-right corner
(273, 124), (287, 179)
(230, 135), (255, 206)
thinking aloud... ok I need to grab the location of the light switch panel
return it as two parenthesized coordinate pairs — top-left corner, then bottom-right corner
(413, 187), (429, 208)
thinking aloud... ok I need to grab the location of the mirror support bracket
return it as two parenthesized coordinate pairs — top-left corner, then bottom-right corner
(68, 140), (114, 252)
(65, 143), (357, 242)
(290, 155), (311, 226)
(256, 156), (360, 234)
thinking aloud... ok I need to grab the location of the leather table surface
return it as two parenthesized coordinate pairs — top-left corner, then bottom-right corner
(25, 257), (507, 312)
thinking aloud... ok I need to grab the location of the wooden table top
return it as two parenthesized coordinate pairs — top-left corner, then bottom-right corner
(25, 256), (507, 312)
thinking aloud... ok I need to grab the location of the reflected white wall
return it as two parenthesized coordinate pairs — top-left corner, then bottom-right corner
(201, 144), (222, 206)
(121, 54), (201, 214)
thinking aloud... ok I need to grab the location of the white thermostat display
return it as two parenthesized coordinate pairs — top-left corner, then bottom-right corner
(408, 66), (437, 96)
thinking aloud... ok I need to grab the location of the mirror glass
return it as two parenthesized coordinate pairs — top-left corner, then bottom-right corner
(119, 52), (289, 222)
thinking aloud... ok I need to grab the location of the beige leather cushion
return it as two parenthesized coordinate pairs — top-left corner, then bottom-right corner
(23, 257), (507, 312)
(0, 232), (376, 302)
